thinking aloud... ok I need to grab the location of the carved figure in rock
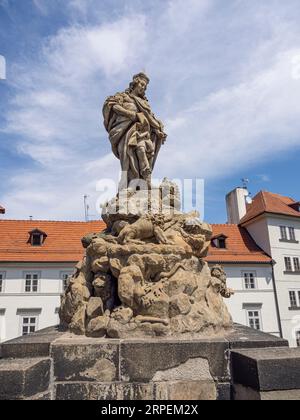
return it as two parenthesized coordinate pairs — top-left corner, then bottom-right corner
(127, 253), (168, 282)
(210, 265), (235, 299)
(118, 265), (145, 309)
(163, 213), (212, 257)
(118, 214), (168, 245)
(103, 72), (167, 189)
(59, 260), (91, 334)
(134, 114), (155, 183)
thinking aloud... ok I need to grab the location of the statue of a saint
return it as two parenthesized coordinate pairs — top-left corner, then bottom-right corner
(103, 73), (167, 189)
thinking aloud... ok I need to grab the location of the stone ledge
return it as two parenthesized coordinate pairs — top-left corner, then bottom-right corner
(231, 347), (300, 392)
(0, 357), (51, 400)
(225, 324), (288, 349)
(233, 384), (300, 401)
(0, 324), (288, 360)
(0, 326), (66, 359)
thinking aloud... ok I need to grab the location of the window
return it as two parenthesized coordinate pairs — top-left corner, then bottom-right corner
(285, 257), (293, 272)
(280, 226), (288, 240)
(60, 272), (72, 292)
(24, 273), (39, 293)
(22, 316), (37, 336)
(28, 229), (47, 247)
(289, 291), (298, 308)
(285, 257), (300, 273)
(289, 227), (296, 241)
(297, 332), (300, 348)
(247, 310), (261, 331)
(0, 272), (5, 293)
(289, 290), (300, 309)
(31, 233), (42, 246)
(212, 235), (227, 249)
(244, 272), (256, 290)
(294, 258), (300, 272)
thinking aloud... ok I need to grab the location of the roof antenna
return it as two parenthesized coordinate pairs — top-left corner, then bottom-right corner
(242, 178), (249, 189)
(241, 179), (253, 205)
(84, 195), (90, 222)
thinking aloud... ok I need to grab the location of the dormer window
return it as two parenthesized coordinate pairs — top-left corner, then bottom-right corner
(289, 202), (300, 212)
(29, 229), (47, 247)
(212, 234), (228, 249)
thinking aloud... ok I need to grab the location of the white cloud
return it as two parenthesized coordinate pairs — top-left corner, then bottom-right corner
(2, 0), (300, 220)
(5, 14), (147, 161)
(157, 48), (300, 180)
(2, 12), (147, 219)
(166, 0), (211, 33)
(257, 174), (271, 183)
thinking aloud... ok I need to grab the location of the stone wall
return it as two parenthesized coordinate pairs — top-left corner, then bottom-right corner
(231, 347), (300, 400)
(1, 324), (295, 400)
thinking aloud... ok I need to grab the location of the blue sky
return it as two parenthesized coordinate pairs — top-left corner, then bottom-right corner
(0, 0), (300, 223)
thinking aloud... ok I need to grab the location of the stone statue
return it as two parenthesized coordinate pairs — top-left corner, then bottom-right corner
(210, 265), (235, 299)
(103, 72), (167, 189)
(59, 74), (234, 339)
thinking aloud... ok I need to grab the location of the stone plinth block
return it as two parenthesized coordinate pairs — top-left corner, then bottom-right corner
(231, 347), (300, 400)
(0, 326), (65, 359)
(52, 337), (119, 382)
(0, 358), (51, 400)
(120, 338), (228, 382)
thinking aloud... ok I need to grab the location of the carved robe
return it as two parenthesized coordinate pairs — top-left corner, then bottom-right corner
(103, 91), (166, 188)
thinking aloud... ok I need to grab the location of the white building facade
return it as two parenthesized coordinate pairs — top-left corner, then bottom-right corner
(221, 264), (280, 336)
(207, 223), (281, 338)
(244, 214), (300, 347)
(0, 263), (73, 342)
(0, 219), (104, 343)
(228, 188), (300, 347)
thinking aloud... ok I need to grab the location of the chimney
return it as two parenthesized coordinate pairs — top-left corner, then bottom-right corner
(226, 188), (250, 224)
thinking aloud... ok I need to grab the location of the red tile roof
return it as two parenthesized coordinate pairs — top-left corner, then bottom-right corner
(240, 191), (300, 225)
(207, 224), (271, 264)
(0, 206), (5, 214)
(0, 220), (271, 264)
(0, 220), (106, 262)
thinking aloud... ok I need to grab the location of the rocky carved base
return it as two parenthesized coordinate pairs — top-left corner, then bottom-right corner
(60, 187), (233, 338)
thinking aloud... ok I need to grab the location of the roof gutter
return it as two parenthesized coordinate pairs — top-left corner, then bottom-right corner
(206, 260), (272, 265)
(240, 211), (300, 227)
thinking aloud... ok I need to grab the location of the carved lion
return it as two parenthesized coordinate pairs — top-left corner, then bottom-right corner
(117, 215), (168, 245)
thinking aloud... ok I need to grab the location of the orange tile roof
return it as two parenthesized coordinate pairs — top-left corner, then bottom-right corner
(0, 220), (106, 262)
(0, 220), (270, 264)
(240, 191), (300, 225)
(206, 224), (271, 264)
(0, 206), (5, 214)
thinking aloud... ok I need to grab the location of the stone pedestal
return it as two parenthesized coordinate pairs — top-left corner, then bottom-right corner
(0, 324), (288, 400)
(231, 347), (300, 400)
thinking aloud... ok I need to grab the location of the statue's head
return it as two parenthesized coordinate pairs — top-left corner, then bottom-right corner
(211, 265), (227, 283)
(128, 72), (150, 98)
